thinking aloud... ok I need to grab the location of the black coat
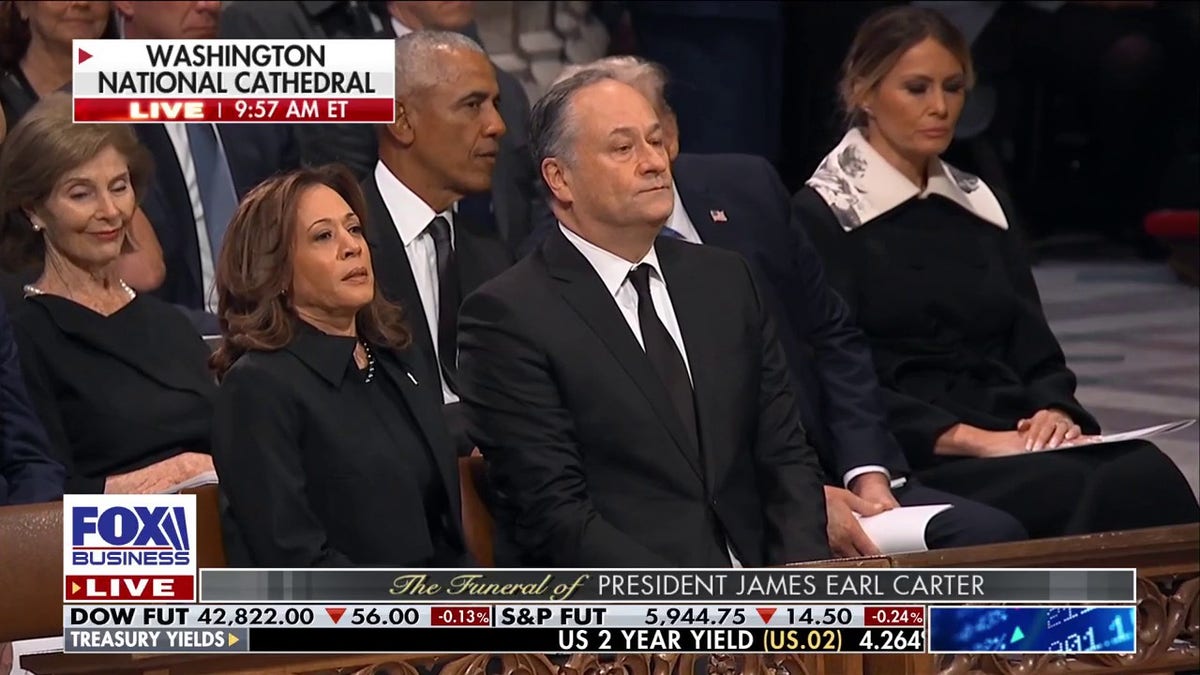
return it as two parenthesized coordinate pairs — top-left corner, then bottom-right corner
(457, 229), (830, 568)
(793, 186), (1100, 467)
(10, 293), (215, 493)
(212, 322), (467, 567)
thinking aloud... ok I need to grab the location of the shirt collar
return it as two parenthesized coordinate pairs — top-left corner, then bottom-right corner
(391, 16), (412, 37)
(284, 319), (360, 386)
(373, 160), (453, 246)
(805, 127), (1008, 231)
(664, 177), (702, 244)
(558, 223), (664, 298)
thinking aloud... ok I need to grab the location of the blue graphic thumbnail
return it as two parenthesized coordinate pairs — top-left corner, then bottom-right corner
(929, 606), (1136, 653)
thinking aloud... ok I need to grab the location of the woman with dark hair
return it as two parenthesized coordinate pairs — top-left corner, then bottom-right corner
(210, 164), (468, 568)
(0, 93), (215, 495)
(792, 5), (1198, 538)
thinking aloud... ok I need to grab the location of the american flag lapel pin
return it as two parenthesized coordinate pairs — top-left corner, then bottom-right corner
(710, 209), (727, 222)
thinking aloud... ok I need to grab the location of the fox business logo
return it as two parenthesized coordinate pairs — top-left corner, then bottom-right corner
(72, 504), (191, 566)
(64, 495), (196, 568)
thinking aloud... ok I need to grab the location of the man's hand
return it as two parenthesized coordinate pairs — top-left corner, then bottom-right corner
(1017, 409), (1081, 452)
(849, 472), (900, 510)
(824, 486), (886, 558)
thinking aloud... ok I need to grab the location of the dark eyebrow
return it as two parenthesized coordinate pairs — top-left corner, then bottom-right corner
(308, 211), (358, 231)
(455, 90), (491, 106)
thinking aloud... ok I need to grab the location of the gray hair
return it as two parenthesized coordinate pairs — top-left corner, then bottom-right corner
(553, 56), (671, 114)
(529, 68), (618, 183)
(394, 30), (486, 99)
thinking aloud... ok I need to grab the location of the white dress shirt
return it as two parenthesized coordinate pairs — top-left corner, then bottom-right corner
(390, 16), (412, 38)
(559, 225), (692, 381)
(163, 123), (226, 314)
(663, 179), (703, 244)
(374, 161), (459, 404)
(663, 178), (892, 490)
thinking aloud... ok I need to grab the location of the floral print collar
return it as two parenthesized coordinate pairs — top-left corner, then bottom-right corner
(806, 128), (1009, 232)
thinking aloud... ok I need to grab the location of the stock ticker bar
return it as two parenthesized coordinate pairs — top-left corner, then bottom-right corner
(63, 625), (925, 654)
(197, 569), (1136, 603)
(63, 602), (928, 654)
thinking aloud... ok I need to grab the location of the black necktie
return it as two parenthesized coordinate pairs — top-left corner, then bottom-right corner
(428, 216), (460, 393)
(628, 265), (698, 450)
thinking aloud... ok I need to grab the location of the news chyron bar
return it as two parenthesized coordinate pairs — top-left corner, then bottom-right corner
(71, 39), (396, 124)
(63, 496), (1138, 655)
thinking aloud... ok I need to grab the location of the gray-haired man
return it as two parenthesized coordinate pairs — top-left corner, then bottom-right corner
(456, 70), (830, 567)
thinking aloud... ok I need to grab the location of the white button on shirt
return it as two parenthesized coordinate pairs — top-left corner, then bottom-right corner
(374, 161), (459, 404)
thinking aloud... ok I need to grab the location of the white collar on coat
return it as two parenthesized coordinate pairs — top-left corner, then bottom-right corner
(805, 127), (1008, 232)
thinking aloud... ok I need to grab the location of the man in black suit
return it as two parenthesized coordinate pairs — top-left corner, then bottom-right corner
(381, 1), (547, 252)
(457, 70), (830, 567)
(115, 1), (300, 332)
(361, 31), (512, 456)
(520, 57), (1027, 556)
(0, 296), (62, 505)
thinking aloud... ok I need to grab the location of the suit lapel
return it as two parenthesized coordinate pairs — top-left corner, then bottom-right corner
(674, 156), (742, 251)
(136, 123), (204, 298)
(453, 214), (512, 298)
(361, 175), (438, 373)
(375, 351), (464, 537)
(541, 230), (704, 482)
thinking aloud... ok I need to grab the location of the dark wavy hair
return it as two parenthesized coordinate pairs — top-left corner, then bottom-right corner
(209, 164), (412, 379)
(0, 92), (152, 273)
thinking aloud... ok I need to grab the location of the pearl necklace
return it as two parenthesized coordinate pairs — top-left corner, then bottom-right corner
(24, 279), (136, 300)
(361, 340), (376, 383)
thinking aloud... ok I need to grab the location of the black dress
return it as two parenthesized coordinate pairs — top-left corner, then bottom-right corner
(212, 322), (467, 567)
(794, 187), (1199, 537)
(10, 292), (216, 493)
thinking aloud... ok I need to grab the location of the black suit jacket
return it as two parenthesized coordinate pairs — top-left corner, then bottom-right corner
(135, 122), (299, 314)
(0, 296), (63, 504)
(672, 153), (908, 481)
(212, 323), (468, 567)
(457, 229), (830, 567)
(522, 153), (909, 481)
(361, 173), (513, 454)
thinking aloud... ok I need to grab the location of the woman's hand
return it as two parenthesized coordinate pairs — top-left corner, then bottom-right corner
(104, 452), (215, 494)
(936, 424), (1029, 458)
(1017, 409), (1082, 452)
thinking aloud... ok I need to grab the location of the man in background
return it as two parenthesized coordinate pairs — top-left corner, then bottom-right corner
(363, 31), (512, 456)
(117, 0), (299, 332)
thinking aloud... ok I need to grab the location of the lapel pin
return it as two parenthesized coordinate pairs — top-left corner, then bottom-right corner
(709, 209), (727, 222)
(407, 371), (419, 386)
